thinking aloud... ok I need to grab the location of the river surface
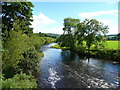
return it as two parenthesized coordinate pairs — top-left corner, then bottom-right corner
(39, 43), (120, 88)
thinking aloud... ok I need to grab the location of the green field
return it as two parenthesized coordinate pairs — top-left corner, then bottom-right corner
(52, 41), (119, 50)
(106, 41), (119, 49)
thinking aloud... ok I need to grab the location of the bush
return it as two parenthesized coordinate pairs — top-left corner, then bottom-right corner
(2, 30), (56, 87)
(96, 49), (120, 61)
(2, 73), (37, 88)
(51, 44), (70, 50)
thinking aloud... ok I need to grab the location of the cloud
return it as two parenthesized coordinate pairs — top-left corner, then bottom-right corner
(31, 13), (57, 33)
(94, 19), (118, 34)
(97, 19), (112, 25)
(78, 10), (118, 34)
(108, 25), (118, 34)
(79, 10), (118, 19)
(97, 19), (118, 34)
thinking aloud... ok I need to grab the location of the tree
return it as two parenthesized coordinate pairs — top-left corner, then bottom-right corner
(2, 1), (34, 41)
(61, 18), (80, 50)
(75, 22), (86, 46)
(83, 19), (109, 51)
(63, 17), (80, 35)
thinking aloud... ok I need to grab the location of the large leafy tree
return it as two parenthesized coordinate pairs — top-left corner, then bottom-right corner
(2, 1), (34, 40)
(75, 22), (86, 46)
(59, 18), (109, 53)
(61, 18), (80, 50)
(83, 19), (109, 51)
(2, 1), (35, 78)
(63, 17), (80, 35)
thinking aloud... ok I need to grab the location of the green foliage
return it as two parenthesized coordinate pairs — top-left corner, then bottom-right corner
(61, 18), (80, 50)
(2, 30), (55, 87)
(51, 44), (70, 50)
(38, 32), (60, 39)
(2, 1), (56, 88)
(59, 18), (108, 52)
(113, 49), (120, 60)
(2, 30), (55, 78)
(18, 46), (40, 77)
(83, 19), (108, 50)
(105, 41), (119, 49)
(63, 17), (80, 35)
(2, 31), (29, 70)
(95, 49), (120, 61)
(31, 34), (56, 48)
(2, 73), (37, 88)
(58, 17), (120, 61)
(0, 75), (2, 89)
(2, 2), (34, 40)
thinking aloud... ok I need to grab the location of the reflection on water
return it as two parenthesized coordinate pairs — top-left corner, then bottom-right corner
(39, 43), (120, 88)
(48, 68), (60, 88)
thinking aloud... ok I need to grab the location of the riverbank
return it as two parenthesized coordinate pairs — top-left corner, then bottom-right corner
(51, 44), (120, 62)
(51, 44), (70, 50)
(2, 31), (56, 88)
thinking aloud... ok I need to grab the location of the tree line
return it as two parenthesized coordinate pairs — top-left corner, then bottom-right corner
(107, 34), (120, 41)
(1, 1), (55, 88)
(38, 32), (60, 39)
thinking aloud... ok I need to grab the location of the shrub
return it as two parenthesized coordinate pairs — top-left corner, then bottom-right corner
(2, 73), (37, 88)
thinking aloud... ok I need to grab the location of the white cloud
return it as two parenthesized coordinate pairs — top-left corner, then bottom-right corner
(108, 25), (118, 34)
(31, 13), (57, 33)
(94, 19), (118, 34)
(97, 19), (118, 34)
(79, 10), (118, 19)
(78, 10), (118, 34)
(97, 19), (112, 25)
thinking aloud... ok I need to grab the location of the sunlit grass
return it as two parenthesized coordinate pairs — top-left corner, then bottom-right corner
(106, 41), (119, 49)
(51, 44), (70, 50)
(51, 41), (119, 50)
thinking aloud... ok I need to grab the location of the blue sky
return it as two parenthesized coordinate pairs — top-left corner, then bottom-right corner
(31, 2), (118, 34)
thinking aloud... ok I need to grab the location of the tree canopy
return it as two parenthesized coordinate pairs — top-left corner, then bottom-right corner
(2, 2), (34, 40)
(59, 18), (109, 52)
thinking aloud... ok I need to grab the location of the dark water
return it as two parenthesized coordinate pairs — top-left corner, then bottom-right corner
(39, 43), (120, 88)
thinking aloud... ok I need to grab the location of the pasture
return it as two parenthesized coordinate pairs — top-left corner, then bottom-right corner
(106, 41), (119, 49)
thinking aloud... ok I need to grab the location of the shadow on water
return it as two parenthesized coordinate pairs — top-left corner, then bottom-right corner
(39, 43), (120, 88)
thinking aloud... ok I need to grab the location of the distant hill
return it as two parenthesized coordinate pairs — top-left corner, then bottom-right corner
(45, 33), (61, 36)
(106, 33), (120, 40)
(107, 34), (118, 36)
(34, 32), (61, 39)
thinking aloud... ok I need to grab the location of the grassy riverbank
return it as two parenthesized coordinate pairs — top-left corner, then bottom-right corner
(51, 41), (119, 49)
(51, 41), (120, 61)
(51, 44), (70, 50)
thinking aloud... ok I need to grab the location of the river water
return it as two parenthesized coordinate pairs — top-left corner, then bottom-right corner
(39, 43), (120, 88)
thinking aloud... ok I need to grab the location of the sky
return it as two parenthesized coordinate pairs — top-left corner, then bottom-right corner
(30, 1), (118, 35)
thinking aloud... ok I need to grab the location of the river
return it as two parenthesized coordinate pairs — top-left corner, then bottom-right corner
(39, 43), (120, 88)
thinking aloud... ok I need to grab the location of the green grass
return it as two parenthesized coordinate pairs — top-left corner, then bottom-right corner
(51, 41), (119, 50)
(106, 41), (119, 49)
(51, 44), (70, 50)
